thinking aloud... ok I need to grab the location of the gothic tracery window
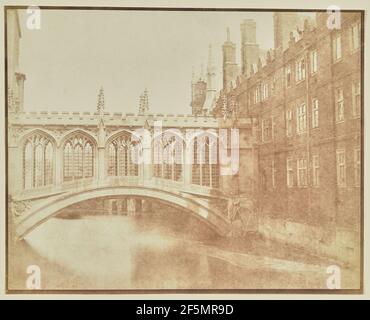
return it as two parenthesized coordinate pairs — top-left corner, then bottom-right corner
(23, 133), (54, 189)
(107, 133), (139, 177)
(153, 132), (183, 181)
(63, 133), (94, 181)
(191, 134), (219, 188)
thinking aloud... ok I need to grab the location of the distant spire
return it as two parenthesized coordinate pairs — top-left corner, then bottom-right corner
(227, 27), (230, 42)
(96, 86), (105, 113)
(139, 88), (149, 115)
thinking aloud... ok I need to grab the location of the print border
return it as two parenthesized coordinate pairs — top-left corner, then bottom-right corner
(4, 5), (365, 295)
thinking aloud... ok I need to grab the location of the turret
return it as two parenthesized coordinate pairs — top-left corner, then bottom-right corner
(240, 19), (259, 77)
(190, 65), (207, 116)
(7, 9), (26, 113)
(202, 45), (217, 114)
(222, 28), (239, 91)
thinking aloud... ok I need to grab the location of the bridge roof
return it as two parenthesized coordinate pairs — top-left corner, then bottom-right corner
(9, 111), (226, 128)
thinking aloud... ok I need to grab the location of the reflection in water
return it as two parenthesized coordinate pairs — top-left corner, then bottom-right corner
(9, 212), (331, 290)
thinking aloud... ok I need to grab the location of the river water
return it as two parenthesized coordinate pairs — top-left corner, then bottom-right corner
(9, 212), (352, 290)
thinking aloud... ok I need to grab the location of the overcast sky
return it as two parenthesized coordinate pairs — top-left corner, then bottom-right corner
(17, 9), (277, 114)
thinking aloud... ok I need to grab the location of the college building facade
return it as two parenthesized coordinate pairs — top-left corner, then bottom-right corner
(192, 12), (362, 261)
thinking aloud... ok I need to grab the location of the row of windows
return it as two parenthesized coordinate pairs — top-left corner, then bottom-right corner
(282, 148), (360, 189)
(22, 133), (221, 190)
(253, 48), (317, 103)
(333, 21), (361, 62)
(252, 21), (360, 105)
(286, 22), (360, 88)
(261, 83), (360, 142)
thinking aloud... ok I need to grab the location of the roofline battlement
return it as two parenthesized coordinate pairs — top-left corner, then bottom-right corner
(9, 110), (224, 128)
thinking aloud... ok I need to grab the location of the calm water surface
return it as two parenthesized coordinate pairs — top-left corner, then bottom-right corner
(10, 214), (334, 290)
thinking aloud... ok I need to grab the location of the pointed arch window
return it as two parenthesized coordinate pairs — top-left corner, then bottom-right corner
(108, 143), (117, 176)
(153, 133), (183, 181)
(84, 143), (93, 178)
(107, 133), (139, 177)
(192, 138), (200, 185)
(63, 133), (94, 182)
(24, 142), (33, 189)
(44, 142), (53, 186)
(34, 144), (44, 187)
(192, 134), (219, 188)
(23, 133), (54, 189)
(74, 144), (83, 179)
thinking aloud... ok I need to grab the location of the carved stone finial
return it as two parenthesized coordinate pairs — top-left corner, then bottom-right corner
(96, 86), (105, 113)
(139, 89), (149, 115)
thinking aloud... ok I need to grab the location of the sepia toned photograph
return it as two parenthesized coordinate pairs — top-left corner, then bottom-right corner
(5, 5), (363, 292)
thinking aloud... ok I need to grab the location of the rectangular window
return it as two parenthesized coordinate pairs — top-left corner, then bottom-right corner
(296, 57), (306, 82)
(286, 65), (292, 87)
(271, 75), (277, 95)
(333, 34), (342, 61)
(312, 155), (320, 186)
(255, 86), (260, 103)
(286, 109), (293, 137)
(335, 88), (344, 122)
(349, 22), (360, 52)
(354, 147), (361, 187)
(296, 103), (307, 133)
(262, 82), (269, 101)
(312, 98), (319, 128)
(352, 81), (361, 118)
(310, 49), (318, 74)
(262, 119), (270, 142)
(272, 159), (276, 188)
(336, 149), (346, 186)
(287, 158), (294, 187)
(297, 158), (308, 186)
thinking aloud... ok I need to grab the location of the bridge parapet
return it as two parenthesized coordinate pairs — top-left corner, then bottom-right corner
(9, 111), (222, 128)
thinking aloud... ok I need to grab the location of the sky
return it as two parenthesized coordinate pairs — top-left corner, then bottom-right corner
(17, 9), (277, 114)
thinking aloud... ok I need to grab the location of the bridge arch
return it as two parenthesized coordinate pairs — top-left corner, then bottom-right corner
(15, 186), (230, 240)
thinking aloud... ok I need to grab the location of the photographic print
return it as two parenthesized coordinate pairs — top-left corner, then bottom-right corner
(5, 5), (363, 292)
